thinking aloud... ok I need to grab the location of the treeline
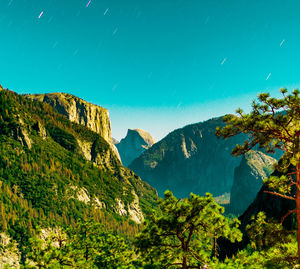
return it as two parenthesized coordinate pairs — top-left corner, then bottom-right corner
(1, 190), (297, 268)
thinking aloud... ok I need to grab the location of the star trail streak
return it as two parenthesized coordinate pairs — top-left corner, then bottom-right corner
(38, 11), (44, 19)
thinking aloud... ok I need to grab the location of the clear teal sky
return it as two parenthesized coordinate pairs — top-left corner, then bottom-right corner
(1, 0), (300, 140)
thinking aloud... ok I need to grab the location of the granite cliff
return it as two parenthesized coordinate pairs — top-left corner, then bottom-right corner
(26, 93), (111, 141)
(26, 92), (121, 162)
(129, 117), (249, 198)
(229, 150), (277, 215)
(129, 117), (281, 198)
(116, 129), (156, 167)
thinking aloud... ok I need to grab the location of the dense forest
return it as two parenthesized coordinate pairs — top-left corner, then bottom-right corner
(0, 87), (299, 268)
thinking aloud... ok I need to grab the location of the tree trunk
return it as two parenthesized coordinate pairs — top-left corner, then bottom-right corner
(297, 162), (300, 264)
(214, 233), (217, 258)
(182, 256), (188, 269)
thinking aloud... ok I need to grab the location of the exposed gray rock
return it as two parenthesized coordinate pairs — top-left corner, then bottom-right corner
(0, 233), (20, 269)
(117, 129), (156, 167)
(14, 118), (32, 149)
(112, 138), (119, 144)
(33, 121), (47, 140)
(76, 138), (93, 161)
(127, 191), (144, 224)
(129, 117), (281, 198)
(130, 118), (246, 197)
(111, 144), (122, 164)
(229, 150), (277, 215)
(115, 191), (144, 224)
(26, 92), (121, 162)
(26, 93), (111, 140)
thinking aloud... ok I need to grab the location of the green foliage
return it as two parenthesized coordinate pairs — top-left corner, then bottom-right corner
(0, 89), (157, 262)
(47, 124), (78, 153)
(264, 175), (292, 195)
(211, 241), (298, 268)
(215, 89), (300, 263)
(211, 213), (297, 268)
(215, 89), (299, 168)
(24, 220), (135, 268)
(135, 191), (242, 268)
(246, 212), (294, 251)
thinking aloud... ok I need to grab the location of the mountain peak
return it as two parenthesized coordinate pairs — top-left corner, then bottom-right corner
(116, 129), (156, 167)
(127, 129), (156, 147)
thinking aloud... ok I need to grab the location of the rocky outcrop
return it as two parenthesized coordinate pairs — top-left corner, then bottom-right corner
(68, 184), (144, 223)
(127, 191), (144, 224)
(33, 121), (47, 140)
(229, 150), (277, 215)
(116, 129), (156, 167)
(26, 92), (121, 162)
(14, 118), (32, 149)
(27, 93), (111, 140)
(68, 186), (106, 209)
(0, 233), (20, 268)
(76, 139), (93, 161)
(116, 199), (127, 216)
(115, 191), (144, 224)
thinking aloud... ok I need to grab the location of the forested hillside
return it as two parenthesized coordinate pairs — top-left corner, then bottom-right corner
(0, 87), (157, 266)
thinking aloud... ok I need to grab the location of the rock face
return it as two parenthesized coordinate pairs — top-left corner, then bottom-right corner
(14, 117), (32, 149)
(129, 117), (281, 198)
(115, 191), (144, 224)
(26, 92), (121, 162)
(27, 93), (111, 141)
(129, 118), (247, 197)
(229, 150), (277, 216)
(116, 129), (156, 167)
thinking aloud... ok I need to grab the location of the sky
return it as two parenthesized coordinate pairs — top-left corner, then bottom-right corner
(0, 0), (300, 141)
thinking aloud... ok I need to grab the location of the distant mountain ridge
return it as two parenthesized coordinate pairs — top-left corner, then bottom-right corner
(129, 117), (247, 197)
(116, 129), (156, 167)
(129, 117), (281, 198)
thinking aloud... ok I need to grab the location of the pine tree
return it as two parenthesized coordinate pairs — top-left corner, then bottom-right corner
(135, 191), (241, 269)
(215, 89), (300, 262)
(68, 219), (134, 268)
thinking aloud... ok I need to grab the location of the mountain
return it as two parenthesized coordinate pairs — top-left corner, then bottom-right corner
(0, 88), (158, 247)
(129, 117), (250, 198)
(116, 129), (156, 167)
(229, 150), (277, 215)
(26, 92), (122, 162)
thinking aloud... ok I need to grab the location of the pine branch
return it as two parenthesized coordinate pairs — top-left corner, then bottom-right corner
(281, 209), (297, 224)
(264, 191), (296, 201)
